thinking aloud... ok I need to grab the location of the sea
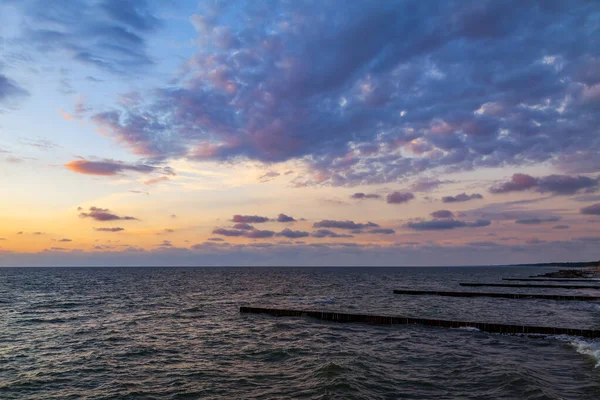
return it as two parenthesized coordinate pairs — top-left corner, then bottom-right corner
(1, 266), (599, 399)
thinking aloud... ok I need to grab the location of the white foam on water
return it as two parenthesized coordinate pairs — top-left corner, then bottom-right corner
(552, 335), (600, 368)
(455, 326), (480, 332)
(570, 338), (600, 368)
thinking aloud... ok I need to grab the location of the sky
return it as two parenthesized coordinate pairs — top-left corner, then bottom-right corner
(0, 0), (599, 266)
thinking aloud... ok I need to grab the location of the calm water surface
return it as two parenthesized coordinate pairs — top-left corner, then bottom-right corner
(1, 266), (599, 399)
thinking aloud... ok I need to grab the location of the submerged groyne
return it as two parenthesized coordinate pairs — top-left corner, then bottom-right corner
(240, 307), (600, 338)
(504, 278), (600, 282)
(392, 289), (600, 301)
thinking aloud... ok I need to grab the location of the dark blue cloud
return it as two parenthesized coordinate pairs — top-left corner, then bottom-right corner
(431, 210), (454, 219)
(0, 73), (28, 104)
(232, 215), (269, 224)
(351, 193), (380, 199)
(387, 192), (415, 204)
(515, 217), (561, 225)
(6, 0), (159, 74)
(276, 213), (296, 222)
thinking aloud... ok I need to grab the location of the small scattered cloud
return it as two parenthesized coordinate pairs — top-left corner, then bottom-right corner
(431, 210), (454, 219)
(313, 220), (378, 230)
(94, 227), (125, 232)
(581, 203), (600, 216)
(232, 215), (269, 223)
(276, 213), (296, 222)
(387, 192), (415, 204)
(351, 192), (381, 199)
(410, 179), (451, 192)
(406, 219), (491, 231)
(552, 225), (570, 230)
(277, 228), (309, 239)
(515, 217), (561, 225)
(142, 176), (170, 185)
(66, 159), (158, 176)
(58, 238), (72, 242)
(130, 190), (150, 195)
(19, 138), (58, 151)
(233, 223), (254, 230)
(258, 171), (280, 183)
(79, 207), (138, 222)
(442, 193), (483, 203)
(367, 228), (395, 234)
(208, 237), (224, 241)
(311, 229), (354, 238)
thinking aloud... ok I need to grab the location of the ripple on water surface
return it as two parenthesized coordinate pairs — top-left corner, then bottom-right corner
(0, 266), (599, 399)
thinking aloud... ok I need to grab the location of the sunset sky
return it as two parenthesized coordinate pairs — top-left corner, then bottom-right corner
(0, 0), (599, 266)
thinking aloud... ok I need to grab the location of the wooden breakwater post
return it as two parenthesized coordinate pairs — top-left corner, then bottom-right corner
(239, 307), (600, 338)
(503, 278), (600, 283)
(460, 283), (600, 289)
(392, 289), (600, 301)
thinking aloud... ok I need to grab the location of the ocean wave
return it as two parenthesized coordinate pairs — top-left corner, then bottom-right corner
(570, 338), (600, 368)
(289, 297), (335, 304)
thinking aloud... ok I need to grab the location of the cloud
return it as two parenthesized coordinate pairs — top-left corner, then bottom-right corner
(58, 238), (73, 242)
(367, 228), (395, 234)
(232, 223), (254, 230)
(0, 73), (28, 104)
(208, 237), (224, 241)
(515, 217), (561, 225)
(351, 193), (381, 199)
(212, 228), (246, 237)
(8, 0), (159, 74)
(552, 225), (570, 230)
(431, 210), (454, 219)
(244, 229), (275, 239)
(410, 179), (450, 192)
(490, 173), (598, 195)
(276, 213), (296, 222)
(311, 229), (354, 238)
(212, 227), (274, 239)
(232, 215), (269, 223)
(142, 176), (169, 185)
(32, 232), (44, 235)
(581, 203), (600, 215)
(277, 228), (309, 239)
(94, 227), (125, 232)
(406, 219), (491, 231)
(442, 193), (483, 203)
(65, 159), (158, 176)
(313, 220), (378, 230)
(65, 0), (599, 185)
(258, 171), (280, 183)
(157, 240), (172, 247)
(387, 192), (415, 204)
(80, 207), (138, 221)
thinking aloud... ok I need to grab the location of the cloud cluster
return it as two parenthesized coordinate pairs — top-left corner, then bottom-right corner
(79, 207), (138, 221)
(490, 173), (598, 195)
(387, 192), (415, 204)
(70, 0), (599, 185)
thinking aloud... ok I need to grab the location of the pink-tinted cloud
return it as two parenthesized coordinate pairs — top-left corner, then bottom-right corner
(490, 173), (598, 195)
(65, 159), (157, 176)
(143, 176), (170, 185)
